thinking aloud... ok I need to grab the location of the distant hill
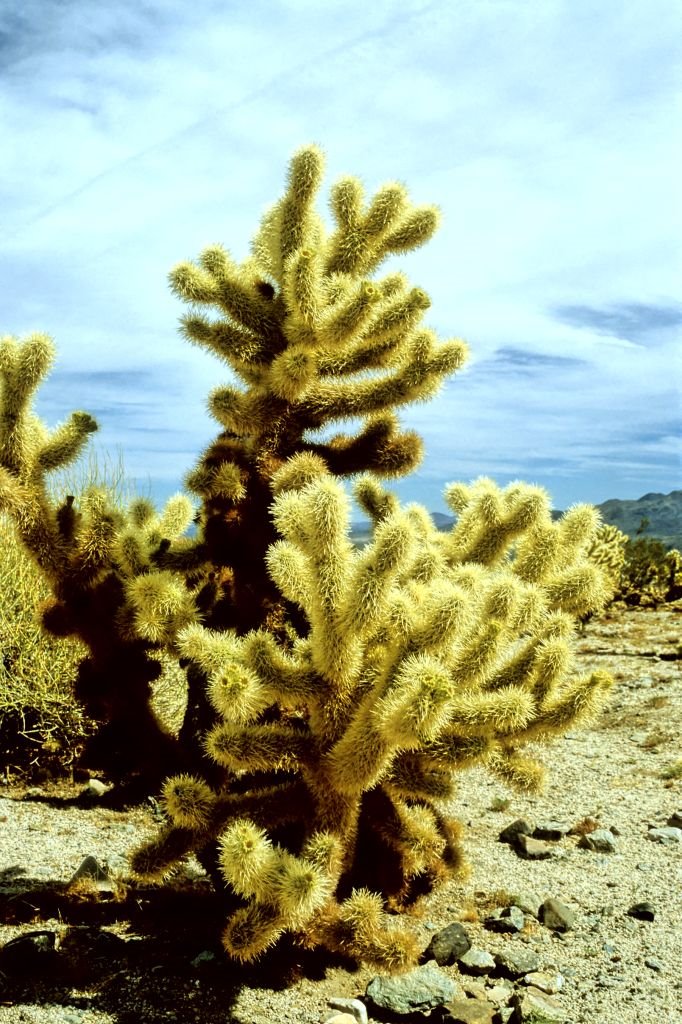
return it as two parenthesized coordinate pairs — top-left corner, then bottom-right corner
(596, 490), (682, 550)
(351, 490), (682, 550)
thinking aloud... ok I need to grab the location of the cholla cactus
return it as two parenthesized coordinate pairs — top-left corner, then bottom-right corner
(2, 147), (618, 970)
(586, 523), (627, 596)
(131, 467), (614, 969)
(0, 333), (199, 776)
(617, 537), (682, 605)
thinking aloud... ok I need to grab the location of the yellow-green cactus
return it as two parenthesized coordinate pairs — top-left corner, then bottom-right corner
(131, 467), (615, 970)
(2, 147), (618, 969)
(0, 330), (203, 777)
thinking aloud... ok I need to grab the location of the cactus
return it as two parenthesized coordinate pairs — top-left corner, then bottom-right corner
(1, 147), (617, 969)
(617, 536), (682, 605)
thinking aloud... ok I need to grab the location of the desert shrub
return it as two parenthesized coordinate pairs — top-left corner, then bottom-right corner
(618, 537), (682, 606)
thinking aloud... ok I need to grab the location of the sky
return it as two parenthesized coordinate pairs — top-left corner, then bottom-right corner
(1, 0), (681, 518)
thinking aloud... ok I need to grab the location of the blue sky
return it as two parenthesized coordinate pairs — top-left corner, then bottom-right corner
(2, 0), (680, 516)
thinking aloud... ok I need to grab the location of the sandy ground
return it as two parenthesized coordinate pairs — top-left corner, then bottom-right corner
(0, 605), (680, 1024)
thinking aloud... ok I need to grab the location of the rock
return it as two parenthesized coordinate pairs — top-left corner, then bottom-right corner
(324, 1015), (357, 1024)
(365, 962), (457, 1015)
(514, 835), (554, 859)
(440, 996), (495, 1023)
(498, 818), (533, 844)
(666, 811), (682, 828)
(0, 930), (58, 974)
(191, 949), (217, 967)
(645, 957), (664, 972)
(461, 980), (488, 1000)
(522, 971), (564, 994)
(458, 948), (496, 975)
(494, 947), (541, 978)
(627, 901), (655, 921)
(532, 821), (570, 840)
(512, 986), (567, 1022)
(422, 921), (472, 965)
(578, 828), (616, 852)
(327, 997), (368, 1024)
(68, 855), (116, 894)
(647, 826), (681, 844)
(539, 898), (576, 932)
(485, 983), (514, 1007)
(80, 778), (109, 799)
(510, 892), (542, 918)
(484, 905), (525, 933)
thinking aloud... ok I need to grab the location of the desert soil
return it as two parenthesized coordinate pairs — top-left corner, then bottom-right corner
(0, 604), (680, 1024)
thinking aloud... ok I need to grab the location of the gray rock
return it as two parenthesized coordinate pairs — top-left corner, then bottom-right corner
(68, 855), (116, 894)
(499, 1010), (515, 1024)
(365, 961), (457, 1015)
(458, 948), (496, 975)
(539, 898), (576, 932)
(191, 949), (217, 967)
(578, 828), (616, 853)
(484, 905), (525, 933)
(422, 921), (472, 965)
(494, 947), (541, 977)
(522, 971), (564, 994)
(327, 997), (368, 1024)
(510, 891), (542, 918)
(627, 901), (655, 921)
(441, 997), (495, 1023)
(498, 818), (533, 844)
(647, 826), (681, 844)
(81, 778), (108, 799)
(515, 834), (554, 859)
(533, 821), (570, 840)
(512, 986), (567, 1022)
(645, 957), (664, 972)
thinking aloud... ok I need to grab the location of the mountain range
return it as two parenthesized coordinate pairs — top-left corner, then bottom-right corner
(351, 490), (682, 550)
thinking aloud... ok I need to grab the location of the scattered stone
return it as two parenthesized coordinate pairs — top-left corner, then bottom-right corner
(498, 818), (533, 844)
(666, 811), (682, 828)
(578, 828), (616, 853)
(647, 826), (681, 844)
(498, 1010), (514, 1024)
(514, 834), (554, 859)
(484, 905), (525, 933)
(512, 986), (567, 1022)
(460, 980), (488, 1000)
(645, 957), (664, 972)
(324, 1015), (356, 1024)
(602, 941), (619, 957)
(365, 961), (457, 1015)
(0, 930), (58, 974)
(68, 854), (116, 894)
(440, 996), (495, 1023)
(458, 948), (496, 975)
(494, 947), (541, 978)
(539, 898), (576, 932)
(522, 971), (564, 994)
(191, 949), (217, 967)
(80, 778), (108, 799)
(485, 983), (514, 1006)
(509, 892), (541, 918)
(627, 901), (655, 922)
(327, 997), (368, 1024)
(533, 821), (570, 840)
(422, 921), (472, 965)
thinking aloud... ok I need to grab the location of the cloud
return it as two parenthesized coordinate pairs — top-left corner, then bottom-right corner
(551, 302), (682, 343)
(1, 0), (680, 517)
